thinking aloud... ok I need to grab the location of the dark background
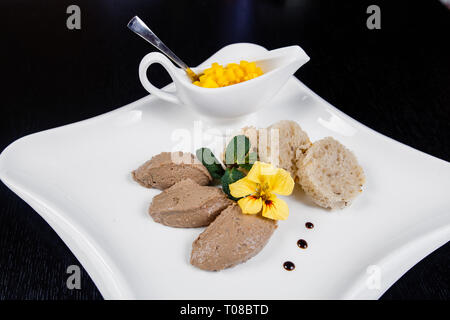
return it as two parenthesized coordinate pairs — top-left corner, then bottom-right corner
(0, 0), (449, 300)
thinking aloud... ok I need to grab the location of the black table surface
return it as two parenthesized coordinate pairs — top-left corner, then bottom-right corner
(1, 0), (449, 300)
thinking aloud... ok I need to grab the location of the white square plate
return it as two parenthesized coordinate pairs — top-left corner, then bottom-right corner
(1, 43), (449, 299)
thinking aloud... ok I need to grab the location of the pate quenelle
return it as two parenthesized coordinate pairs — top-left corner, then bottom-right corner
(190, 204), (277, 271)
(149, 179), (232, 228)
(132, 151), (212, 189)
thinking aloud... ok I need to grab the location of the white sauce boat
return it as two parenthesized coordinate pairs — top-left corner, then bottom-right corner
(138, 43), (310, 118)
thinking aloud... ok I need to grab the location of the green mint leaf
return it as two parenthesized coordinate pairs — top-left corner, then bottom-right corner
(221, 167), (245, 201)
(229, 167), (246, 182)
(224, 135), (251, 166)
(196, 147), (225, 180)
(239, 151), (257, 171)
(239, 163), (253, 171)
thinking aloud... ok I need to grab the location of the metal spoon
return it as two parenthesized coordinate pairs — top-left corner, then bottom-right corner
(127, 16), (199, 82)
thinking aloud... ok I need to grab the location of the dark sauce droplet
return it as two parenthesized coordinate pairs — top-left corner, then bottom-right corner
(283, 261), (295, 271)
(297, 239), (308, 249)
(305, 222), (314, 229)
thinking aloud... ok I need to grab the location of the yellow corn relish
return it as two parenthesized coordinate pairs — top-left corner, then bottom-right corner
(193, 61), (263, 88)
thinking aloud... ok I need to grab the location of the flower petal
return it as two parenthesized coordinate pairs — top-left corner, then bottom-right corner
(268, 168), (295, 196)
(229, 177), (257, 198)
(238, 196), (262, 214)
(246, 161), (263, 183)
(262, 195), (289, 220)
(247, 161), (278, 184)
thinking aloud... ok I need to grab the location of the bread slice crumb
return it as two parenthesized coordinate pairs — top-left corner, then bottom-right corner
(237, 121), (311, 181)
(296, 137), (365, 209)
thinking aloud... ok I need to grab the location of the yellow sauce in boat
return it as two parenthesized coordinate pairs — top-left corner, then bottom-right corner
(193, 61), (263, 88)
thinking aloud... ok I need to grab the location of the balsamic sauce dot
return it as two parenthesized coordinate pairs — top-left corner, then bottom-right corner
(305, 222), (314, 229)
(297, 239), (308, 249)
(283, 261), (295, 271)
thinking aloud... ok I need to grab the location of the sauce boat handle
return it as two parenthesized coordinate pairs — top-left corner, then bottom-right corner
(139, 52), (182, 105)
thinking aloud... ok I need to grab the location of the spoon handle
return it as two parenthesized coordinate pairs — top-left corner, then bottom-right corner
(127, 16), (189, 71)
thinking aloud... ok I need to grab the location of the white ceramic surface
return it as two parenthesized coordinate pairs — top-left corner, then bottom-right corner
(0, 43), (449, 300)
(139, 45), (309, 118)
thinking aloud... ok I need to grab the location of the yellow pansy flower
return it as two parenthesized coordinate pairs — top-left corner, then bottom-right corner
(229, 161), (294, 220)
